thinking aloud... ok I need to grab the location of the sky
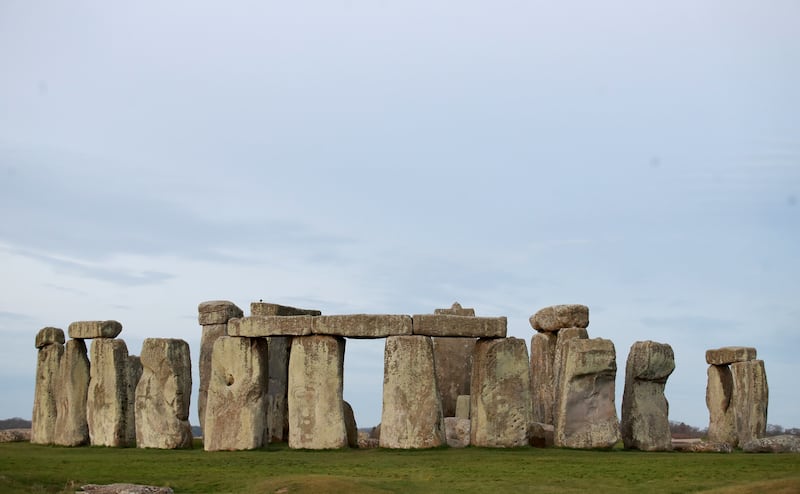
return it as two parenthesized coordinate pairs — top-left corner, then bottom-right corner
(1, 1), (798, 431)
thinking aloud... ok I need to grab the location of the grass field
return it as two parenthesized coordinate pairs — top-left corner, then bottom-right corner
(1, 441), (799, 493)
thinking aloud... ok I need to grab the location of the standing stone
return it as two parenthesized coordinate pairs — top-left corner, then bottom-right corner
(552, 327), (589, 424)
(135, 338), (193, 449)
(381, 335), (445, 449)
(87, 339), (135, 447)
(455, 395), (471, 419)
(730, 360), (768, 445)
(288, 335), (348, 449)
(343, 400), (359, 448)
(31, 328), (64, 445)
(706, 364), (736, 445)
(530, 331), (558, 425)
(470, 337), (531, 448)
(432, 337), (476, 417)
(54, 339), (90, 446)
(445, 417), (471, 448)
(197, 300), (242, 434)
(266, 336), (292, 442)
(125, 356), (142, 446)
(621, 341), (675, 451)
(204, 336), (268, 451)
(554, 338), (620, 449)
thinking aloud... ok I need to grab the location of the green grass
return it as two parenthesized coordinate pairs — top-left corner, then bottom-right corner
(1, 441), (798, 493)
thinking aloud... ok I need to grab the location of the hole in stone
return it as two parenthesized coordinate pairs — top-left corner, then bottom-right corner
(226, 374), (234, 386)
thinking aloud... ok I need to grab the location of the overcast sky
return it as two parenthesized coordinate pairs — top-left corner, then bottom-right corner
(1, 2), (798, 431)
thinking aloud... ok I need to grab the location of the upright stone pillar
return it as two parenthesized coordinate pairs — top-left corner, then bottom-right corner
(31, 327), (65, 445)
(554, 338), (620, 449)
(204, 336), (269, 451)
(54, 339), (90, 446)
(529, 332), (558, 425)
(135, 338), (193, 449)
(551, 327), (589, 425)
(706, 364), (736, 445)
(621, 341), (675, 451)
(288, 335), (347, 449)
(381, 335), (445, 449)
(431, 302), (476, 418)
(197, 300), (243, 435)
(731, 360), (768, 445)
(87, 338), (134, 447)
(470, 337), (531, 448)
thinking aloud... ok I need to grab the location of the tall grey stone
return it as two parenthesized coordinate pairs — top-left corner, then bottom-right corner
(266, 336), (292, 442)
(552, 327), (589, 424)
(432, 337), (475, 417)
(288, 335), (348, 449)
(730, 359), (768, 446)
(530, 331), (558, 425)
(554, 338), (620, 449)
(706, 364), (736, 445)
(54, 339), (90, 446)
(31, 327), (64, 445)
(135, 338), (192, 449)
(343, 400), (359, 448)
(87, 338), (134, 447)
(204, 336), (268, 451)
(470, 337), (531, 448)
(380, 335), (445, 449)
(68, 321), (123, 339)
(197, 300), (242, 435)
(621, 341), (675, 451)
(125, 356), (142, 447)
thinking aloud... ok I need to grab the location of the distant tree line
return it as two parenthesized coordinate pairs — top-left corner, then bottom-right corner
(669, 421), (799, 438)
(0, 417), (31, 430)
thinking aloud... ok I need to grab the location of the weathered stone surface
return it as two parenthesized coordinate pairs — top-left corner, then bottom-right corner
(69, 321), (123, 339)
(266, 336), (291, 443)
(530, 331), (558, 425)
(135, 338), (192, 449)
(682, 441), (733, 453)
(530, 304), (589, 332)
(621, 341), (675, 451)
(742, 435), (800, 453)
(555, 338), (620, 449)
(381, 336), (445, 449)
(288, 335), (348, 449)
(35, 327), (65, 349)
(706, 364), (736, 445)
(197, 300), (243, 326)
(251, 302), (321, 317)
(228, 316), (313, 337)
(313, 314), (412, 338)
(31, 341), (64, 444)
(445, 417), (471, 448)
(78, 484), (174, 494)
(529, 422), (555, 448)
(434, 302), (475, 317)
(125, 356), (142, 446)
(87, 339), (134, 447)
(54, 339), (90, 446)
(344, 400), (358, 448)
(432, 337), (475, 417)
(413, 315), (507, 338)
(470, 337), (531, 448)
(197, 323), (226, 435)
(706, 347), (757, 365)
(730, 359), (768, 446)
(552, 327), (589, 424)
(455, 395), (471, 419)
(0, 429), (31, 442)
(204, 336), (269, 451)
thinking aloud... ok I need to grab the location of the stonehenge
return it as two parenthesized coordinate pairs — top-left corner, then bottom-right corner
(29, 300), (771, 453)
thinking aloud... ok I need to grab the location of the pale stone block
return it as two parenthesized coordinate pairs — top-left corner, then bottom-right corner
(204, 336), (269, 451)
(552, 327), (589, 423)
(621, 341), (675, 451)
(530, 304), (589, 332)
(31, 341), (64, 444)
(706, 364), (737, 445)
(228, 316), (313, 337)
(432, 337), (475, 417)
(312, 314), (412, 338)
(412, 315), (506, 338)
(69, 320), (123, 339)
(706, 347), (757, 365)
(731, 360), (768, 446)
(455, 395), (471, 419)
(380, 335), (445, 449)
(198, 323), (226, 435)
(197, 300), (243, 326)
(470, 337), (531, 448)
(35, 327), (65, 349)
(54, 339), (90, 446)
(445, 417), (471, 448)
(135, 338), (192, 449)
(288, 335), (348, 449)
(87, 339), (134, 447)
(250, 302), (321, 317)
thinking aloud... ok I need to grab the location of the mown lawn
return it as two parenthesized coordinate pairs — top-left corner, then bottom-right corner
(1, 441), (798, 493)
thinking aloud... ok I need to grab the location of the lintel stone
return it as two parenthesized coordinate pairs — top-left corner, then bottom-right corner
(706, 347), (757, 365)
(530, 304), (589, 332)
(251, 302), (321, 317)
(68, 321), (122, 339)
(412, 315), (507, 338)
(198, 300), (243, 326)
(228, 316), (313, 337)
(434, 302), (475, 317)
(312, 314), (412, 338)
(35, 327), (65, 349)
